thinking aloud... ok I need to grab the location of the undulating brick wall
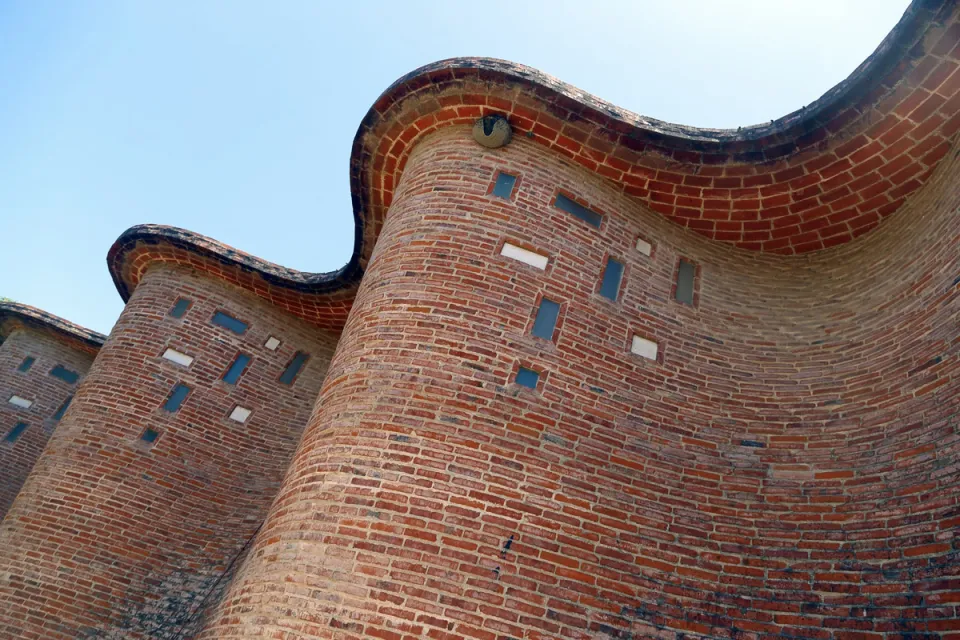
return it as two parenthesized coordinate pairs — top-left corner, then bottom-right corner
(0, 264), (339, 639)
(0, 324), (96, 520)
(200, 128), (959, 639)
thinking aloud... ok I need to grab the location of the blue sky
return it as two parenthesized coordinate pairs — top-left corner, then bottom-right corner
(1, 1), (910, 334)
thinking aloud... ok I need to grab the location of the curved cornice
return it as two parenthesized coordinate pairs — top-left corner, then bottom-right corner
(0, 302), (106, 354)
(108, 0), (959, 329)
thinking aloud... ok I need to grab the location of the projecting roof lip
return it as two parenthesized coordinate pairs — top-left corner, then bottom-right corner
(0, 301), (106, 350)
(107, 223), (362, 302)
(107, 0), (953, 311)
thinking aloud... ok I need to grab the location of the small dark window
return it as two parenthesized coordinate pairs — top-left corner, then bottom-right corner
(600, 257), (624, 301)
(162, 384), (191, 412)
(52, 396), (72, 421)
(515, 367), (539, 389)
(50, 365), (79, 384)
(222, 354), (252, 385)
(17, 357), (35, 372)
(211, 311), (248, 335)
(169, 298), (192, 319)
(279, 352), (309, 385)
(676, 259), (697, 305)
(140, 427), (160, 444)
(492, 172), (517, 199)
(5, 422), (27, 443)
(531, 299), (561, 340)
(555, 193), (602, 228)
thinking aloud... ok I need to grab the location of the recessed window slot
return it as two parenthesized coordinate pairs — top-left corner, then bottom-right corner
(162, 384), (191, 413)
(599, 257), (624, 301)
(17, 357), (35, 372)
(169, 298), (192, 319)
(222, 354), (252, 385)
(279, 352), (309, 385)
(555, 193), (601, 228)
(676, 259), (697, 305)
(515, 367), (540, 389)
(50, 365), (79, 384)
(5, 422), (28, 443)
(211, 311), (248, 335)
(531, 299), (561, 341)
(492, 172), (517, 199)
(52, 396), (73, 421)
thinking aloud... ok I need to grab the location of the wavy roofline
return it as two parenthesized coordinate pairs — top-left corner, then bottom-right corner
(0, 301), (106, 351)
(107, 0), (956, 322)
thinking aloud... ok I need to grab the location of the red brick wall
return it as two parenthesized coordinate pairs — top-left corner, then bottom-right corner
(201, 128), (959, 639)
(0, 264), (339, 639)
(0, 325), (95, 520)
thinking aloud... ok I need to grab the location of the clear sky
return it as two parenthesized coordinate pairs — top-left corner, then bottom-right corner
(1, 1), (911, 334)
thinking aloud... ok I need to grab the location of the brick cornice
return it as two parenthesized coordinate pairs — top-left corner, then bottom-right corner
(0, 302), (106, 355)
(107, 0), (959, 327)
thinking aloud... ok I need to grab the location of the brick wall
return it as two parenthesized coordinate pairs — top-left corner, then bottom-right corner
(0, 325), (96, 520)
(200, 128), (959, 639)
(0, 264), (339, 639)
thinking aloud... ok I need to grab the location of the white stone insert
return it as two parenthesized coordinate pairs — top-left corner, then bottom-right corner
(636, 237), (652, 256)
(8, 395), (33, 409)
(264, 336), (281, 351)
(500, 243), (549, 270)
(229, 406), (252, 423)
(162, 348), (194, 367)
(631, 335), (659, 361)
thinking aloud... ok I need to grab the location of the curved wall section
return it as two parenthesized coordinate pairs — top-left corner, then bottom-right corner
(0, 323), (97, 519)
(202, 128), (958, 639)
(0, 265), (338, 639)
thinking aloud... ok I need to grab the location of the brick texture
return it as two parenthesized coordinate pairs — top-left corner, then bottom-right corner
(0, 324), (96, 519)
(0, 265), (339, 639)
(200, 127), (959, 639)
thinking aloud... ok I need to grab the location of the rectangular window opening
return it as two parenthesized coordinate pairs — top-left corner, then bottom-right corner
(554, 193), (602, 228)
(169, 298), (192, 319)
(17, 357), (35, 372)
(162, 383), (191, 413)
(279, 352), (309, 385)
(140, 427), (160, 444)
(222, 353), (252, 385)
(50, 365), (79, 384)
(5, 422), (28, 443)
(531, 298), (561, 341)
(676, 259), (697, 305)
(492, 172), (517, 199)
(600, 257), (624, 301)
(515, 367), (540, 389)
(53, 396), (73, 421)
(211, 311), (248, 335)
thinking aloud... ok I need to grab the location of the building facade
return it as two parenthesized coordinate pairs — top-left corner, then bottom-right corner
(0, 1), (958, 637)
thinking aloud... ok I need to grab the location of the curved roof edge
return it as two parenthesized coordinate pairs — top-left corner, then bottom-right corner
(108, 0), (959, 328)
(0, 301), (106, 351)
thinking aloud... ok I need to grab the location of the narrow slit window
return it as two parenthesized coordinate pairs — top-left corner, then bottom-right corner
(675, 259), (697, 305)
(169, 298), (192, 319)
(5, 422), (28, 443)
(17, 357), (35, 372)
(162, 384), (191, 413)
(531, 299), (561, 340)
(515, 367), (539, 389)
(211, 311), (248, 335)
(599, 258), (624, 301)
(222, 354), (252, 385)
(52, 396), (73, 421)
(554, 193), (602, 228)
(492, 172), (517, 199)
(279, 352), (309, 385)
(50, 365), (79, 384)
(140, 427), (160, 444)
